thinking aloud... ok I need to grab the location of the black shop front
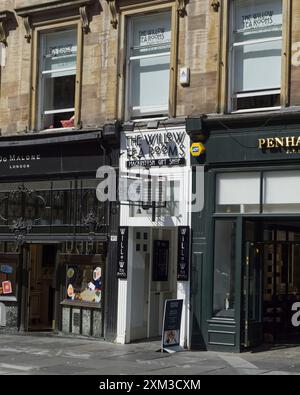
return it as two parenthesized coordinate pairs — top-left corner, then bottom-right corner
(0, 130), (119, 341)
(189, 113), (300, 352)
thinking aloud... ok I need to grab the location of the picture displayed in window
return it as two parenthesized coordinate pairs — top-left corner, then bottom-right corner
(231, 0), (283, 112)
(39, 28), (77, 130)
(127, 12), (171, 118)
(66, 264), (103, 304)
(0, 263), (17, 297)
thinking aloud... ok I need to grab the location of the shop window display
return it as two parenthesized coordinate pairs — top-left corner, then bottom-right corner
(0, 262), (17, 298)
(65, 264), (103, 305)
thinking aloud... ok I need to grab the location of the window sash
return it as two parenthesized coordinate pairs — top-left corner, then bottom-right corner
(42, 67), (76, 76)
(234, 88), (280, 98)
(232, 35), (282, 47)
(129, 51), (170, 61)
(44, 108), (75, 115)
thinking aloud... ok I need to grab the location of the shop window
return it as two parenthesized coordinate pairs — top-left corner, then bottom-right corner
(213, 220), (236, 318)
(216, 172), (260, 214)
(65, 264), (103, 306)
(38, 27), (77, 130)
(230, 0), (283, 112)
(263, 171), (300, 213)
(126, 12), (171, 119)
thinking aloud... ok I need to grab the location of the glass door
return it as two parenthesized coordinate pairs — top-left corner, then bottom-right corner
(244, 242), (264, 348)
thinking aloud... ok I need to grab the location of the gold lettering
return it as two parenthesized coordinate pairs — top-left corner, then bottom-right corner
(275, 137), (285, 148)
(258, 138), (266, 149)
(267, 138), (275, 148)
(286, 136), (296, 147)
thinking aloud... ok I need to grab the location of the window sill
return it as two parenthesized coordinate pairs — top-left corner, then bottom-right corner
(231, 106), (281, 114)
(131, 116), (169, 124)
(0, 296), (17, 302)
(60, 300), (101, 309)
(39, 127), (76, 134)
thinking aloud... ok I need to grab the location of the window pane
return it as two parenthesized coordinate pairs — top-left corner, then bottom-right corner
(129, 12), (171, 117)
(132, 13), (171, 55)
(43, 29), (77, 76)
(65, 264), (103, 305)
(234, 93), (280, 111)
(263, 171), (300, 213)
(234, 39), (282, 93)
(216, 172), (260, 213)
(213, 221), (236, 318)
(131, 55), (170, 114)
(234, 0), (283, 37)
(43, 75), (75, 112)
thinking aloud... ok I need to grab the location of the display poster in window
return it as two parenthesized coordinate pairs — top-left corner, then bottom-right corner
(134, 13), (171, 53)
(177, 226), (190, 281)
(152, 240), (169, 282)
(66, 264), (102, 304)
(0, 263), (15, 297)
(117, 227), (129, 279)
(161, 299), (183, 353)
(235, 0), (282, 32)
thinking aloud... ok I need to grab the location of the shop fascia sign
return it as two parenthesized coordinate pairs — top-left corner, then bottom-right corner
(0, 153), (41, 170)
(125, 129), (187, 168)
(258, 136), (300, 153)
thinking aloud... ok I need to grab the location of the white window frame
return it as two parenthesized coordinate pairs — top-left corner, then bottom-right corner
(229, 0), (283, 113)
(125, 12), (172, 120)
(37, 27), (77, 131)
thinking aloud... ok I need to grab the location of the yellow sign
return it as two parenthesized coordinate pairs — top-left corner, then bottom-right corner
(190, 142), (205, 157)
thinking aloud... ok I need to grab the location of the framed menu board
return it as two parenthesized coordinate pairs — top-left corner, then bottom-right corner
(152, 240), (169, 282)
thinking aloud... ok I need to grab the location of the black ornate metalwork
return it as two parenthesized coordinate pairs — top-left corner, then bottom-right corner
(0, 179), (108, 246)
(82, 209), (98, 233)
(9, 217), (32, 245)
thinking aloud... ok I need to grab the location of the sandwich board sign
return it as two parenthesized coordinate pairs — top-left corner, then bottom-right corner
(161, 299), (184, 353)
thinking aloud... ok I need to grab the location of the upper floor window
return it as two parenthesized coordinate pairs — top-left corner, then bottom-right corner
(38, 27), (77, 130)
(126, 11), (171, 119)
(230, 0), (283, 112)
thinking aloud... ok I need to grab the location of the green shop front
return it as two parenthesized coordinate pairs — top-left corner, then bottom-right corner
(0, 130), (119, 341)
(189, 114), (300, 352)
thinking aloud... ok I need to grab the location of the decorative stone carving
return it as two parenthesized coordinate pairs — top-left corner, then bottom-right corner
(211, 0), (221, 12)
(79, 6), (89, 34)
(23, 17), (32, 43)
(106, 0), (118, 29)
(177, 0), (188, 17)
(15, 0), (95, 42)
(0, 11), (14, 46)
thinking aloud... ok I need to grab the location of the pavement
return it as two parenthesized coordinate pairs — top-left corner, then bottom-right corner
(0, 333), (300, 375)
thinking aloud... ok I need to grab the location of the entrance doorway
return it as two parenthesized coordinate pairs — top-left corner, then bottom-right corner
(129, 228), (178, 342)
(27, 244), (57, 331)
(244, 221), (300, 348)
